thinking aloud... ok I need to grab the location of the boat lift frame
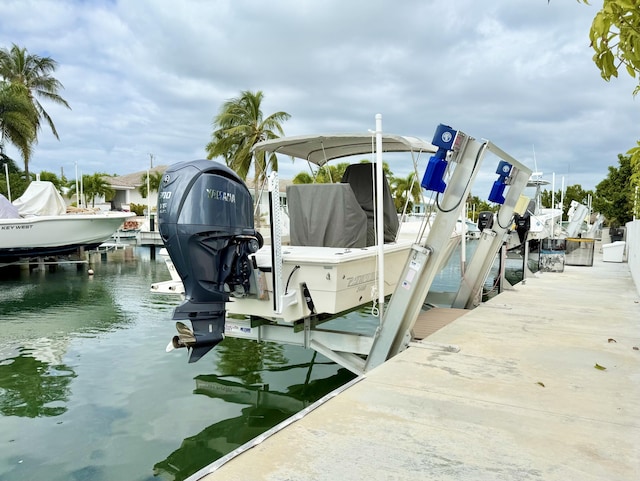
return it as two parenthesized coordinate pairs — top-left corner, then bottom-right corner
(222, 125), (532, 374)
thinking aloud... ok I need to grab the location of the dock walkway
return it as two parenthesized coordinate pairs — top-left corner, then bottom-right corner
(191, 251), (640, 481)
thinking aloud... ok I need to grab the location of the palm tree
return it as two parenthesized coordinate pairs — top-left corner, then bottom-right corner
(67, 173), (114, 208)
(138, 170), (164, 198)
(205, 90), (290, 225)
(0, 82), (36, 170)
(0, 44), (71, 180)
(391, 171), (422, 215)
(37, 170), (65, 191)
(292, 171), (314, 184)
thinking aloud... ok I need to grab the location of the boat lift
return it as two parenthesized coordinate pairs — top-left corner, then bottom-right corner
(157, 121), (531, 374)
(365, 130), (531, 370)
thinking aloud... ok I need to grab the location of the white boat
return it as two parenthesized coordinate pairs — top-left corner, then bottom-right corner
(151, 133), (463, 314)
(156, 119), (532, 370)
(0, 181), (135, 262)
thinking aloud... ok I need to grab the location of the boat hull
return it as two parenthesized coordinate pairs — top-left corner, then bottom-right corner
(0, 212), (135, 260)
(227, 242), (413, 323)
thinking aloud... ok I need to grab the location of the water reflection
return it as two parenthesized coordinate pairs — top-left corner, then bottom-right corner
(214, 337), (288, 385)
(0, 256), (152, 421)
(153, 361), (354, 481)
(0, 348), (76, 418)
(0, 250), (354, 481)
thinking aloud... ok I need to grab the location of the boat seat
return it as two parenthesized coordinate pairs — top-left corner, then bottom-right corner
(286, 184), (368, 248)
(341, 163), (399, 245)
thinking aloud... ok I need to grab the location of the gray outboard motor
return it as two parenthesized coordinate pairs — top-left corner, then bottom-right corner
(157, 159), (263, 363)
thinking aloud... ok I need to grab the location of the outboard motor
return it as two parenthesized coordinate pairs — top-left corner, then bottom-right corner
(157, 159), (263, 363)
(477, 211), (494, 232)
(514, 211), (531, 245)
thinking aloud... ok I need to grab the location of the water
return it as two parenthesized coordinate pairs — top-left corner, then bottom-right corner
(0, 248), (355, 481)
(0, 240), (520, 481)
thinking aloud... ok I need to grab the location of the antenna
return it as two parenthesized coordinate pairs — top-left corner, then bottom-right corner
(532, 145), (542, 178)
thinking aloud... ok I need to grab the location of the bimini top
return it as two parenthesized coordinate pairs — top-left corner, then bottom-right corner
(252, 133), (437, 167)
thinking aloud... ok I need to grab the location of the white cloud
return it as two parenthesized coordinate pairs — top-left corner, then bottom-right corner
(0, 0), (637, 193)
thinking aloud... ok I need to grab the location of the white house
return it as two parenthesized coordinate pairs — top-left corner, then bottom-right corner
(100, 164), (291, 222)
(102, 165), (168, 213)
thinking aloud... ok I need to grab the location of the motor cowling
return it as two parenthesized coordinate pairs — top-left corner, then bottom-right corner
(477, 211), (494, 232)
(514, 211), (531, 245)
(157, 159), (262, 362)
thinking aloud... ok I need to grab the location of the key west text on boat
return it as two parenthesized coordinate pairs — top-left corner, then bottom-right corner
(157, 117), (532, 373)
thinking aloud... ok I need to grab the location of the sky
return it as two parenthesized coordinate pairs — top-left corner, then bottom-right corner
(1, 0), (638, 197)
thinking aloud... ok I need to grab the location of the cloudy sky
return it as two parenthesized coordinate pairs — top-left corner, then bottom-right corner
(0, 0), (637, 195)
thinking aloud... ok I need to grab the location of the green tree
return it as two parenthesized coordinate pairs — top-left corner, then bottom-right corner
(579, 0), (640, 95)
(292, 171), (314, 184)
(577, 1), (640, 191)
(138, 170), (163, 198)
(205, 90), (290, 225)
(67, 173), (114, 208)
(466, 194), (496, 222)
(391, 171), (421, 214)
(292, 160), (392, 187)
(0, 154), (27, 199)
(292, 164), (347, 184)
(592, 154), (634, 226)
(0, 82), (36, 170)
(37, 170), (65, 190)
(540, 184), (594, 218)
(0, 44), (71, 181)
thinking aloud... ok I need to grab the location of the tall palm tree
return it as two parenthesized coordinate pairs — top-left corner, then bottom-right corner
(0, 82), (36, 169)
(138, 170), (164, 198)
(0, 44), (71, 180)
(205, 90), (290, 224)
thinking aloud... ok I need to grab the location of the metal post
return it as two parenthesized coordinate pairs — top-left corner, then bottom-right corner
(375, 114), (385, 319)
(3, 163), (11, 202)
(268, 172), (284, 313)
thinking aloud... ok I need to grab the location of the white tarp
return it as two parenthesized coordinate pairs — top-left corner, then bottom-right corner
(12, 181), (67, 216)
(0, 193), (20, 219)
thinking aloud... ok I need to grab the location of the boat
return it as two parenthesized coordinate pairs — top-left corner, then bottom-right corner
(156, 118), (532, 372)
(152, 129), (457, 311)
(0, 181), (135, 262)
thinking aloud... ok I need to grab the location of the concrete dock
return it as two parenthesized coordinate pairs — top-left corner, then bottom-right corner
(190, 248), (640, 481)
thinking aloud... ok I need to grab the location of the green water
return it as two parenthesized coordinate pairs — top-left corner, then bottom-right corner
(0, 248), (355, 481)
(0, 240), (520, 481)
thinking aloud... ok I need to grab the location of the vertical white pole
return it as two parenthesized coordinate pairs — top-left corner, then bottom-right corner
(460, 205), (466, 275)
(75, 162), (80, 208)
(560, 176), (565, 222)
(551, 173), (555, 239)
(147, 169), (151, 228)
(375, 114), (384, 318)
(4, 163), (11, 202)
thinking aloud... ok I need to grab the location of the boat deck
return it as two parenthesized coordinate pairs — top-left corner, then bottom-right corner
(189, 246), (640, 481)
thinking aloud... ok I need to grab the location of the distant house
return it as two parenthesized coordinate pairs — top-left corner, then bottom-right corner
(101, 165), (168, 212)
(97, 163), (291, 219)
